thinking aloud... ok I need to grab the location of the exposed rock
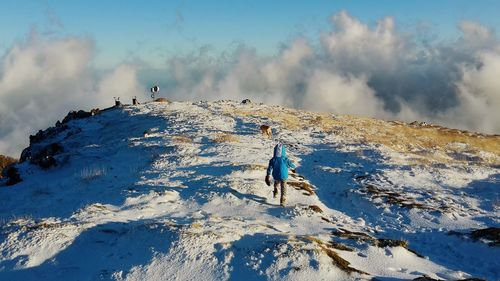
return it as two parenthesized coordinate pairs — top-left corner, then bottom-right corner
(375, 238), (408, 248)
(0, 155), (17, 179)
(413, 276), (442, 281)
(308, 205), (323, 213)
(471, 227), (500, 246)
(62, 109), (99, 124)
(21, 143), (64, 169)
(27, 108), (96, 146)
(29, 124), (68, 145)
(3, 166), (22, 186)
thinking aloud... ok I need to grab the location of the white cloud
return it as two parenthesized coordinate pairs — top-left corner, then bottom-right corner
(160, 12), (500, 134)
(303, 70), (386, 117)
(97, 65), (144, 103)
(321, 11), (407, 73)
(0, 32), (144, 157)
(452, 51), (500, 133)
(459, 21), (495, 50)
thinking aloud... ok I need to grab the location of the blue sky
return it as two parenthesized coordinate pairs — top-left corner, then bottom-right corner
(1, 0), (499, 68)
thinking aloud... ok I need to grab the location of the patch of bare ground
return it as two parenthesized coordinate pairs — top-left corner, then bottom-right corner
(241, 163), (267, 172)
(332, 228), (424, 258)
(287, 181), (315, 196)
(360, 184), (432, 211)
(228, 107), (304, 130)
(449, 227), (500, 247)
(355, 173), (485, 215)
(355, 176), (481, 214)
(211, 133), (240, 143)
(172, 135), (193, 144)
(287, 172), (315, 196)
(307, 205), (323, 213)
(326, 116), (500, 166)
(470, 227), (500, 246)
(154, 97), (170, 103)
(4, 218), (69, 233)
(412, 275), (486, 281)
(301, 236), (365, 275)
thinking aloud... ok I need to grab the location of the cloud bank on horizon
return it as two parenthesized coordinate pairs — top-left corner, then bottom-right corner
(0, 31), (145, 157)
(1, 11), (500, 157)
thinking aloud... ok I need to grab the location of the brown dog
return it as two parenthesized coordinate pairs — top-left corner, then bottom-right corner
(260, 125), (272, 138)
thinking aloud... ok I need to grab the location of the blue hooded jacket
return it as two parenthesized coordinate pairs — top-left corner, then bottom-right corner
(266, 143), (296, 181)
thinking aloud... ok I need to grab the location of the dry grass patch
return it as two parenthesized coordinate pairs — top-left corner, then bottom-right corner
(229, 107), (304, 130)
(332, 228), (423, 257)
(302, 236), (365, 274)
(30, 221), (65, 231)
(288, 181), (315, 195)
(172, 135), (193, 143)
(362, 184), (432, 211)
(332, 228), (376, 243)
(211, 133), (240, 143)
(227, 102), (499, 165)
(154, 97), (170, 103)
(344, 118), (499, 165)
(242, 163), (267, 172)
(308, 205), (323, 213)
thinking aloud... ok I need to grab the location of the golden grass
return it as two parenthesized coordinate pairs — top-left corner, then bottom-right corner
(363, 184), (431, 211)
(331, 228), (376, 243)
(229, 107), (304, 130)
(154, 97), (170, 103)
(331, 228), (424, 258)
(288, 181), (315, 196)
(308, 205), (324, 213)
(241, 163), (267, 172)
(322, 115), (499, 165)
(228, 104), (499, 165)
(211, 133), (240, 143)
(302, 236), (366, 274)
(172, 135), (193, 143)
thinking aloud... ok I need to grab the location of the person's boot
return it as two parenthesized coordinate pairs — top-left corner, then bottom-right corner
(280, 196), (286, 207)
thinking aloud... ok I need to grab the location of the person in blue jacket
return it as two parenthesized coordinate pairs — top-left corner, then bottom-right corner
(265, 143), (296, 206)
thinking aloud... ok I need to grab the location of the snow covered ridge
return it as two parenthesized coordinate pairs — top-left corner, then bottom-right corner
(0, 100), (498, 281)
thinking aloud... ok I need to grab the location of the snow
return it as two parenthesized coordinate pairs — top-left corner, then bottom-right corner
(0, 100), (498, 280)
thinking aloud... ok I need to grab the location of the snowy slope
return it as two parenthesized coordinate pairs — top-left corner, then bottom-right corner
(0, 100), (499, 281)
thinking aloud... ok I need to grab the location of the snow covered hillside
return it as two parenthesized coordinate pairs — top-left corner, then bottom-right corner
(0, 100), (499, 281)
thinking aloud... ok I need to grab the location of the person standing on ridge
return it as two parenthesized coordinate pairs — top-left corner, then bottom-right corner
(265, 143), (296, 206)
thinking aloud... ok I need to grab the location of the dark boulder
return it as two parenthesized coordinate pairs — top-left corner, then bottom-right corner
(21, 143), (64, 169)
(3, 166), (22, 186)
(0, 155), (17, 179)
(62, 110), (93, 124)
(29, 124), (69, 145)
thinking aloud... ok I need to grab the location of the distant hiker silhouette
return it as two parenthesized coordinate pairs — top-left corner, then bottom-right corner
(265, 143), (296, 206)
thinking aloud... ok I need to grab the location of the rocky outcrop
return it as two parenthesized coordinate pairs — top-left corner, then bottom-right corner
(0, 155), (17, 179)
(20, 108), (98, 170)
(21, 143), (64, 169)
(2, 166), (22, 186)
